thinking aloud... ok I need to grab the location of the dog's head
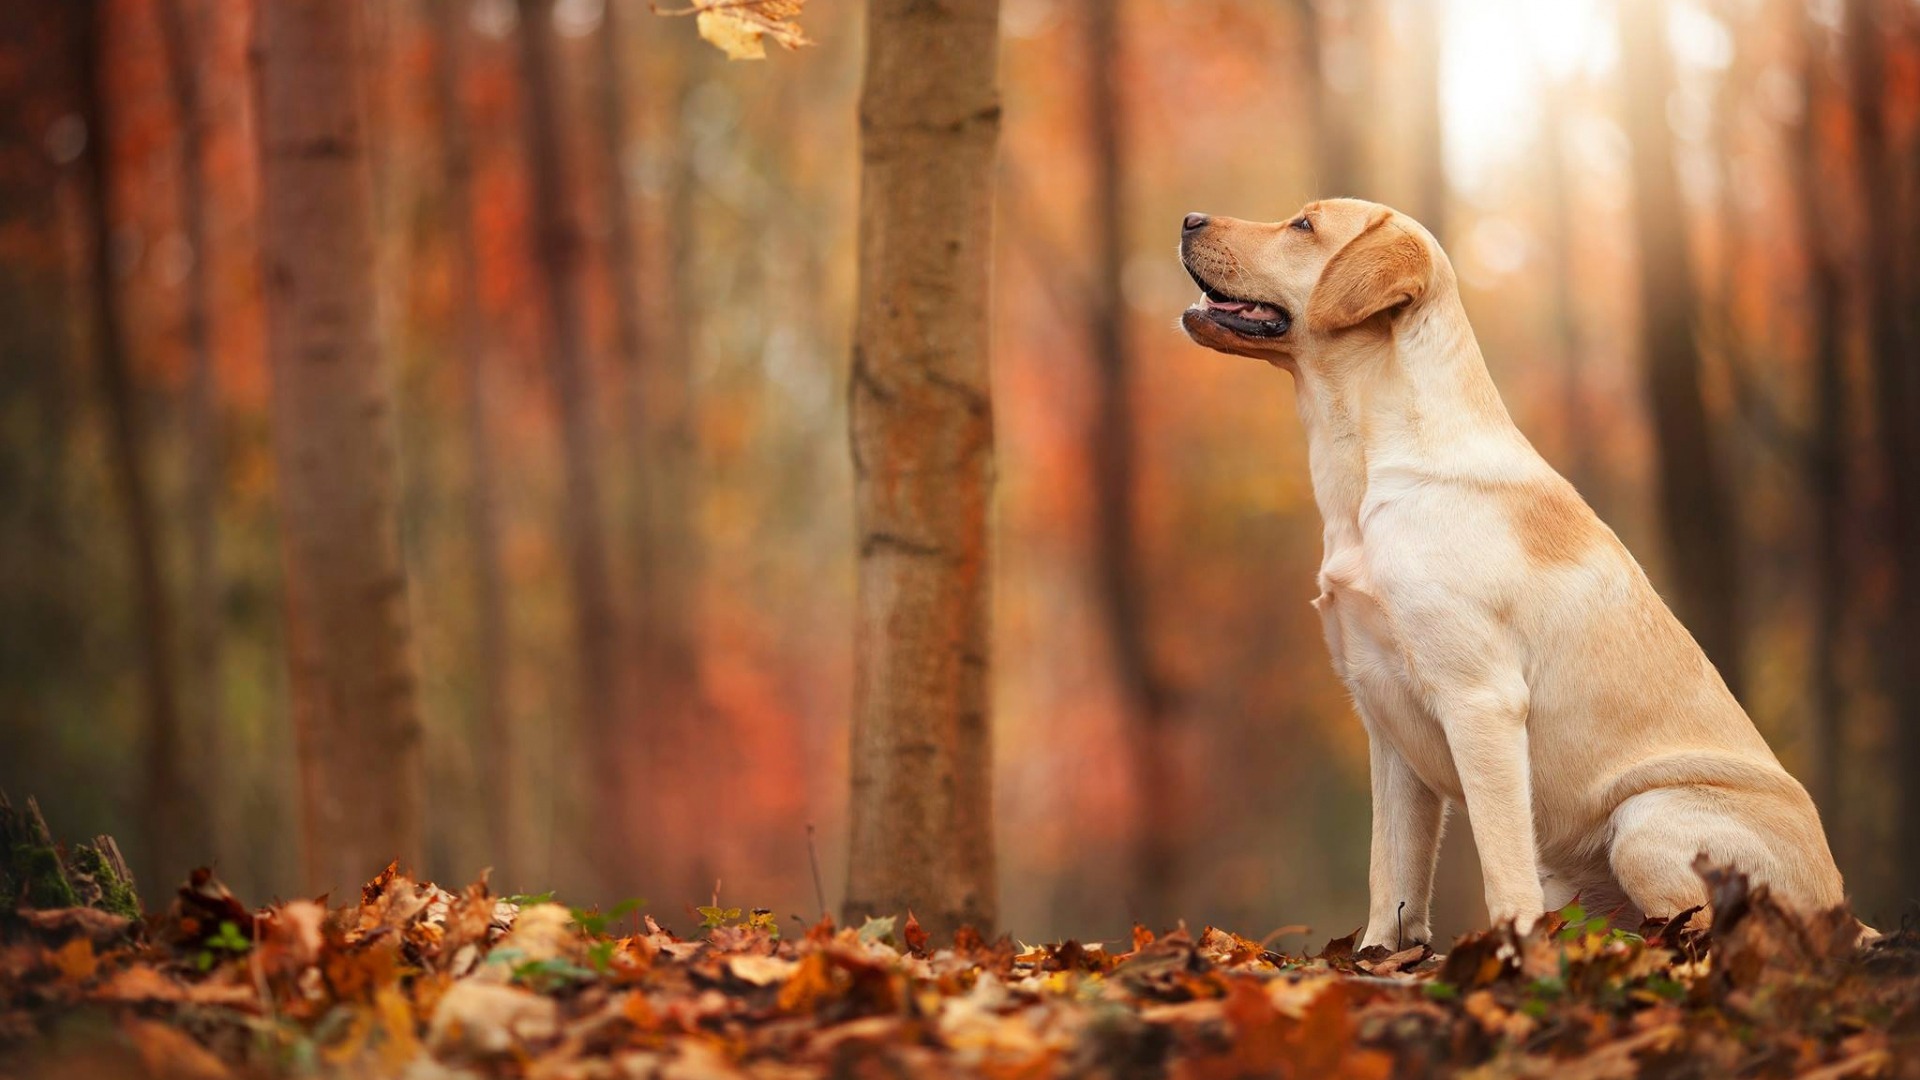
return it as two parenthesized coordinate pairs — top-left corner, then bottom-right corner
(1179, 198), (1443, 367)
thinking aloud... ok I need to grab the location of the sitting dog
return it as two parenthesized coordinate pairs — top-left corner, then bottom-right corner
(1178, 198), (1848, 947)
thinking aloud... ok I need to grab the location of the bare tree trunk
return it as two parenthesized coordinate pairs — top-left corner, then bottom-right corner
(1540, 94), (1598, 497)
(597, 1), (645, 419)
(1845, 0), (1920, 901)
(1404, 0), (1446, 240)
(1293, 0), (1370, 197)
(514, 0), (630, 893)
(635, 34), (707, 902)
(598, 0), (698, 846)
(255, 0), (425, 895)
(156, 0), (225, 871)
(1617, 0), (1745, 701)
(1080, 0), (1176, 930)
(78, 0), (198, 893)
(844, 0), (1002, 942)
(428, 0), (518, 886)
(1787, 4), (1848, 840)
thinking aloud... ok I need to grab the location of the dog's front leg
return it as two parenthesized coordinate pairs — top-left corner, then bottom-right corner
(1437, 678), (1545, 932)
(1360, 728), (1444, 950)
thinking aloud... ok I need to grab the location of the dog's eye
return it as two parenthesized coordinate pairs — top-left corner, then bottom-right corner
(1291, 216), (1314, 233)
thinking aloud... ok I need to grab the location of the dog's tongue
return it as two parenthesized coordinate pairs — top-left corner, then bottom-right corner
(1208, 297), (1282, 320)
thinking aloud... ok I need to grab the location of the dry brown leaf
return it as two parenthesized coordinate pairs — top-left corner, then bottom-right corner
(121, 1017), (234, 1080)
(50, 937), (97, 984)
(727, 953), (798, 987)
(426, 980), (560, 1057)
(654, 0), (813, 61)
(17, 905), (134, 945)
(89, 965), (257, 1011)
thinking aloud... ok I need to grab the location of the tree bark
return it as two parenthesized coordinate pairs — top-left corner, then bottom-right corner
(1787, 4), (1848, 841)
(428, 0), (518, 886)
(648, 37), (714, 904)
(255, 0), (425, 896)
(1844, 0), (1920, 900)
(156, 0), (225, 872)
(1616, 0), (1745, 701)
(514, 0), (630, 892)
(844, 0), (1002, 942)
(1294, 0), (1370, 197)
(77, 0), (200, 894)
(1539, 92), (1598, 498)
(1404, 0), (1446, 240)
(1081, 0), (1177, 930)
(597, 0), (645, 412)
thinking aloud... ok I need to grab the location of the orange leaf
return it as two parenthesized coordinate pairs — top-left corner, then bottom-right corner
(903, 910), (930, 955)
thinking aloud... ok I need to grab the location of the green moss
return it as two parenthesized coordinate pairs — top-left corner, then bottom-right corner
(9, 842), (78, 908)
(69, 844), (141, 918)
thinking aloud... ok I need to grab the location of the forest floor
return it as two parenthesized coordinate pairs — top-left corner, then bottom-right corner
(4, 852), (1919, 1078)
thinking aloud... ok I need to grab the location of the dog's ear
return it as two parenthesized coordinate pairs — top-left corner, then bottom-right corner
(1306, 216), (1432, 333)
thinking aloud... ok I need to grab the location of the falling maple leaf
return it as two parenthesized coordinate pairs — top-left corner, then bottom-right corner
(652, 0), (813, 61)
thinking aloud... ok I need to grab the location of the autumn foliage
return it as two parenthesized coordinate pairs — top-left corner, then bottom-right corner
(4, 851), (1918, 1078)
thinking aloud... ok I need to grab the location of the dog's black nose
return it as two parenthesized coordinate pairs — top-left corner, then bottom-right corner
(1183, 212), (1210, 233)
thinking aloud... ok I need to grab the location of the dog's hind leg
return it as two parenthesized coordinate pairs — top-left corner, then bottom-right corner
(1607, 786), (1844, 919)
(1607, 788), (1734, 919)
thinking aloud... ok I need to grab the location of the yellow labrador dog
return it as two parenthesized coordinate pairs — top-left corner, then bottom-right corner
(1179, 198), (1848, 947)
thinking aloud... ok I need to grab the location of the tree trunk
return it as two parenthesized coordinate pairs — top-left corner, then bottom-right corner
(1081, 0), (1177, 930)
(1844, 0), (1920, 901)
(255, 0), (425, 896)
(77, 0), (199, 894)
(635, 37), (708, 903)
(1788, 4), (1848, 842)
(599, 0), (692, 816)
(1404, 0), (1446, 240)
(1294, 0), (1370, 197)
(428, 0), (517, 887)
(514, 0), (630, 893)
(156, 0), (225, 873)
(1616, 0), (1745, 701)
(844, 0), (1002, 942)
(597, 0), (645, 417)
(1540, 93), (1598, 498)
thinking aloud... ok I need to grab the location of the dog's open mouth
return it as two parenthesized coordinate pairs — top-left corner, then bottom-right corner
(1183, 262), (1291, 338)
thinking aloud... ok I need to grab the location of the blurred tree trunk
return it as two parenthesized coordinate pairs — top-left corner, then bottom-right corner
(255, 0), (425, 895)
(1294, 0), (1371, 196)
(596, 3), (644, 393)
(0, 7), (84, 802)
(1616, 0), (1745, 701)
(598, 1), (700, 861)
(78, 0), (199, 893)
(636, 33), (707, 902)
(1540, 94), (1598, 497)
(1405, 0), (1446, 239)
(844, 0), (1002, 941)
(428, 0), (518, 886)
(1845, 0), (1920, 898)
(156, 0), (225, 869)
(514, 0), (631, 892)
(1082, 0), (1178, 930)
(1787, 5), (1847, 839)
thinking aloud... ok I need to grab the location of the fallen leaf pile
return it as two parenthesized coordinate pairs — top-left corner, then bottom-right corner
(4, 859), (1919, 1078)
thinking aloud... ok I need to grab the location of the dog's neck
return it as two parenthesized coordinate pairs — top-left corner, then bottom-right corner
(1288, 289), (1541, 552)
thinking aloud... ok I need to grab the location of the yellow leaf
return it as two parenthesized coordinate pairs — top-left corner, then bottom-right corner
(660, 0), (814, 61)
(696, 10), (766, 60)
(51, 937), (97, 984)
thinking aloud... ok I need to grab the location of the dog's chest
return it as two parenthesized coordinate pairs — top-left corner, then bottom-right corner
(1313, 545), (1462, 797)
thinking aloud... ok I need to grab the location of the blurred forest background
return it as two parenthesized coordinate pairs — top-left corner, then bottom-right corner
(3, 0), (1918, 944)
